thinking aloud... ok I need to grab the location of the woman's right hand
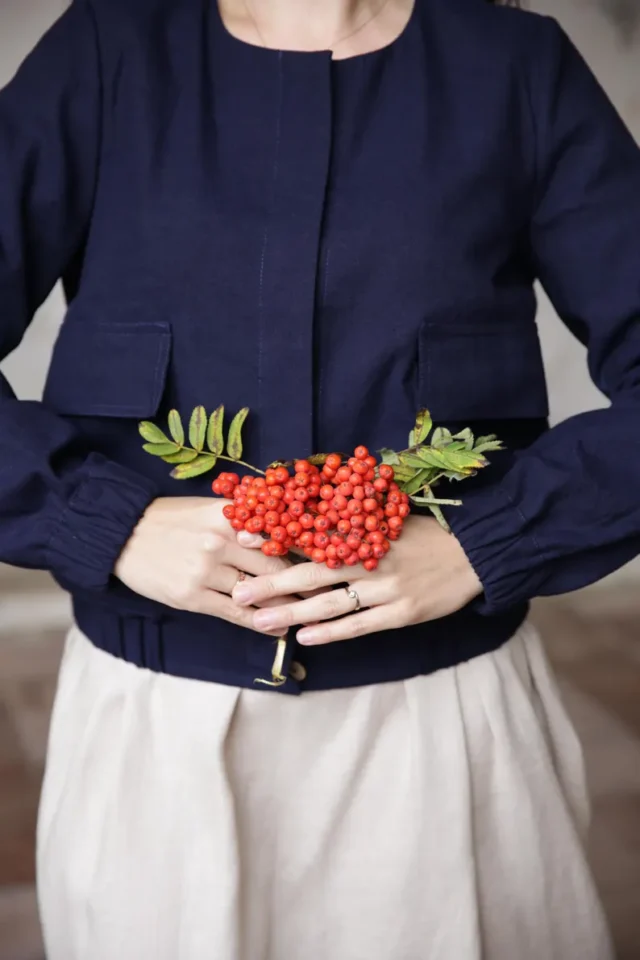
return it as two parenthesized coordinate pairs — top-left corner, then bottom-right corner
(114, 497), (296, 635)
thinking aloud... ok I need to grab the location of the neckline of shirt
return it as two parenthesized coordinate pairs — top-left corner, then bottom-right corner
(212, 0), (419, 65)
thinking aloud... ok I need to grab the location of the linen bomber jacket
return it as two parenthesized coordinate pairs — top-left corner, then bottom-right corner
(1, 0), (640, 692)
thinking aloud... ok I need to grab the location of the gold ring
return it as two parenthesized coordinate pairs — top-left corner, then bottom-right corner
(346, 587), (361, 612)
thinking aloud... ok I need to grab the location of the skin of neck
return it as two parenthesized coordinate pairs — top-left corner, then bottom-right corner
(221, 0), (409, 53)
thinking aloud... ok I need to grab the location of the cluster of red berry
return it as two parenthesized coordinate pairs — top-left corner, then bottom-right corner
(211, 446), (410, 571)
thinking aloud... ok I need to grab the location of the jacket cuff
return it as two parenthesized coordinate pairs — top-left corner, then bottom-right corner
(46, 455), (158, 591)
(446, 484), (541, 614)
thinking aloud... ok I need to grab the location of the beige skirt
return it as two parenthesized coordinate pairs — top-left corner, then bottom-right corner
(37, 623), (613, 960)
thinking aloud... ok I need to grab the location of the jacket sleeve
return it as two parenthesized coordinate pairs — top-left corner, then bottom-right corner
(0, 1), (158, 589)
(447, 18), (640, 612)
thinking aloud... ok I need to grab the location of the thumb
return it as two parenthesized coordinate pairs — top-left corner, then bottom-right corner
(237, 530), (264, 549)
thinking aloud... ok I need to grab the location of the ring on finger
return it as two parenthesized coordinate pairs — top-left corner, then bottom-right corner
(345, 587), (361, 612)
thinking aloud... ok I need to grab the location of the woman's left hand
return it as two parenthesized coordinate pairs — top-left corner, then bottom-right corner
(232, 516), (483, 645)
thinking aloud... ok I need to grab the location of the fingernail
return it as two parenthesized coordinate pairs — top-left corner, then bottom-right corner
(253, 612), (279, 630)
(297, 629), (319, 645)
(237, 531), (262, 547)
(234, 585), (254, 604)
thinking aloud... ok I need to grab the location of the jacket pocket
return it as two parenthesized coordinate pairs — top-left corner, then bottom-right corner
(418, 308), (549, 421)
(43, 315), (171, 418)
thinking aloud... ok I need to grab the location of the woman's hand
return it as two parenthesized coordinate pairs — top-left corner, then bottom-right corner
(231, 516), (483, 644)
(115, 497), (299, 635)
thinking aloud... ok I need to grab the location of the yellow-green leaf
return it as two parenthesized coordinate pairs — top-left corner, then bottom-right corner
(408, 409), (432, 447)
(399, 452), (428, 470)
(139, 421), (170, 444)
(207, 405), (225, 456)
(142, 441), (180, 456)
(402, 468), (432, 496)
(170, 454), (217, 479)
(227, 407), (249, 460)
(379, 448), (400, 466)
(418, 447), (487, 473)
(162, 449), (199, 464)
(189, 406), (207, 452)
(431, 427), (452, 449)
(168, 410), (185, 446)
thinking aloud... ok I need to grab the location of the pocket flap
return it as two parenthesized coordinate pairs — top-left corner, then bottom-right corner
(43, 317), (171, 418)
(418, 308), (549, 421)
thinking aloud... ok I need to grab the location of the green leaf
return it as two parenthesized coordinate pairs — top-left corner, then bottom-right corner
(379, 448), (400, 466)
(399, 452), (430, 470)
(189, 406), (207, 452)
(168, 410), (185, 446)
(402, 468), (432, 496)
(473, 438), (504, 454)
(142, 441), (180, 457)
(418, 447), (487, 473)
(452, 427), (474, 450)
(408, 409), (432, 447)
(139, 421), (171, 444)
(170, 454), (218, 480)
(411, 495), (463, 507)
(207, 405), (225, 455)
(431, 427), (452, 449)
(227, 407), (249, 460)
(161, 449), (199, 464)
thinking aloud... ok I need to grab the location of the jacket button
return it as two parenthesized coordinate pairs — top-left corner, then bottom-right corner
(289, 660), (307, 682)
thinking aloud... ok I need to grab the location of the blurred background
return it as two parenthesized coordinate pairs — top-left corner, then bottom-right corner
(1, 0), (640, 957)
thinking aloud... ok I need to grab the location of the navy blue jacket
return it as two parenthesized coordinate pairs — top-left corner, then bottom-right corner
(2, 0), (640, 692)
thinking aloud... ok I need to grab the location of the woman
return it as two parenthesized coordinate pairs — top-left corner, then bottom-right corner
(0, 0), (633, 955)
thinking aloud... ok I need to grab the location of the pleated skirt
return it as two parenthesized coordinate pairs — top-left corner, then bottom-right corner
(37, 622), (613, 960)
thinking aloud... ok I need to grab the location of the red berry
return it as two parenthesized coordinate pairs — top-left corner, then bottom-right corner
(335, 467), (352, 484)
(317, 500), (330, 515)
(271, 526), (287, 543)
(231, 519), (245, 531)
(286, 521), (302, 538)
(321, 465), (336, 480)
(358, 542), (373, 560)
(388, 516), (404, 531)
(222, 504), (236, 520)
(388, 491), (402, 505)
(313, 532), (330, 549)
(300, 513), (315, 530)
(352, 485), (365, 500)
(327, 509), (341, 526)
(347, 499), (363, 515)
(273, 467), (289, 483)
(388, 529), (400, 541)
(326, 558), (342, 570)
(352, 461), (368, 476)
(307, 484), (320, 498)
(289, 500), (304, 518)
(330, 533), (344, 547)
(336, 542), (351, 561)
(325, 454), (342, 471)
(379, 464), (395, 480)
(293, 472), (308, 487)
(264, 510), (280, 527)
(314, 515), (330, 532)
(331, 494), (348, 511)
(235, 506), (250, 522)
(294, 488), (310, 502)
(338, 482), (354, 497)
(398, 503), (410, 518)
(372, 543), (386, 560)
(363, 558), (379, 572)
(320, 485), (334, 500)
(367, 530), (385, 544)
(354, 445), (369, 460)
(261, 540), (277, 556)
(212, 480), (222, 495)
(294, 460), (311, 473)
(363, 498), (378, 513)
(344, 552), (360, 566)
(365, 455), (377, 468)
(311, 547), (327, 564)
(299, 531), (315, 547)
(364, 515), (379, 532)
(326, 543), (339, 560)
(385, 503), (398, 517)
(379, 520), (389, 536)
(346, 533), (362, 551)
(373, 478), (389, 493)
(337, 519), (351, 536)
(304, 546), (315, 558)
(350, 514), (365, 528)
